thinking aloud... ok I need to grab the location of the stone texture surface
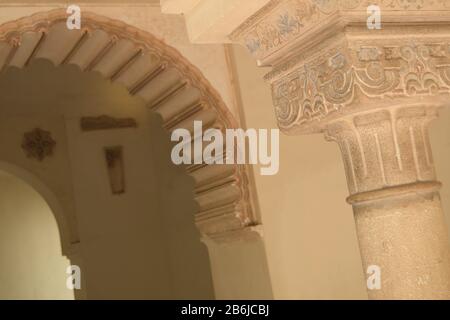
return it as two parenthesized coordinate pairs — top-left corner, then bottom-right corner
(354, 191), (450, 299)
(326, 105), (450, 298)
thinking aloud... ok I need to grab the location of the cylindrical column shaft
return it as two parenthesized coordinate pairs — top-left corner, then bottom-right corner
(351, 185), (450, 299)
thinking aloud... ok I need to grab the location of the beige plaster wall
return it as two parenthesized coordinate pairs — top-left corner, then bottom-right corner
(230, 44), (450, 299)
(149, 114), (216, 299)
(0, 171), (73, 300)
(205, 238), (273, 300)
(431, 108), (450, 239)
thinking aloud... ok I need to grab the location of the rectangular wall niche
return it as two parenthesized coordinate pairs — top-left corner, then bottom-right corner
(104, 146), (125, 195)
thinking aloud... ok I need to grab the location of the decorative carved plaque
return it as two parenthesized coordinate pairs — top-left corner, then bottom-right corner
(81, 115), (137, 131)
(22, 128), (56, 161)
(104, 146), (125, 195)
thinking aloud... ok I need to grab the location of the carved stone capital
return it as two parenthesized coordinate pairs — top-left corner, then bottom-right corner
(324, 105), (439, 199)
(268, 39), (450, 133)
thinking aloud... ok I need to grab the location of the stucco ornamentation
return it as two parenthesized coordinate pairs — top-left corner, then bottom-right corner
(231, 0), (450, 59)
(270, 41), (450, 132)
(22, 128), (56, 161)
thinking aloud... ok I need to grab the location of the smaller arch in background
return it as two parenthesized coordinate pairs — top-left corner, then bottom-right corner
(0, 160), (73, 257)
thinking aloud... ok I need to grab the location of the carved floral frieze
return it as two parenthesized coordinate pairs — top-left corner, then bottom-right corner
(232, 0), (324, 56)
(231, 0), (450, 59)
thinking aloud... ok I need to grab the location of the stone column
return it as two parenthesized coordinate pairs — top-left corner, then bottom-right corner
(326, 105), (450, 299)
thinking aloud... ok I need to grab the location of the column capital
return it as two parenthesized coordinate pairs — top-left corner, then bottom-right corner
(324, 105), (439, 198)
(267, 39), (450, 134)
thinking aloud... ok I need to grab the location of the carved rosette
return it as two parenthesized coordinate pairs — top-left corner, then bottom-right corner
(22, 128), (56, 161)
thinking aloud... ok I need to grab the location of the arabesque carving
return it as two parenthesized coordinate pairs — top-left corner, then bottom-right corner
(269, 40), (450, 133)
(231, 0), (450, 59)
